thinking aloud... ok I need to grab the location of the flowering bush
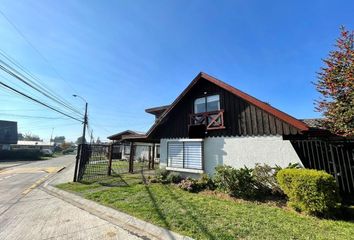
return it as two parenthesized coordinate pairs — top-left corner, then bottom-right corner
(178, 178), (198, 192)
(178, 174), (215, 192)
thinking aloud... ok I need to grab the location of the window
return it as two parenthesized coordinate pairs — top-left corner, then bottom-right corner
(155, 145), (160, 158)
(194, 95), (220, 113)
(167, 140), (203, 170)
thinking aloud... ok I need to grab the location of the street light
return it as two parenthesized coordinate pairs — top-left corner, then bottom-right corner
(73, 94), (88, 182)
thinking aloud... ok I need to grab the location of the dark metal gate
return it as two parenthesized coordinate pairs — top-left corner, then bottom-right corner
(75, 143), (158, 182)
(76, 144), (110, 181)
(291, 140), (354, 199)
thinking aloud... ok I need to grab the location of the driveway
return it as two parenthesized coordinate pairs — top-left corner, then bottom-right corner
(0, 155), (143, 240)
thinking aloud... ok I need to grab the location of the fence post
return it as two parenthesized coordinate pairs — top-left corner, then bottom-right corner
(107, 144), (113, 176)
(73, 144), (81, 182)
(129, 142), (134, 173)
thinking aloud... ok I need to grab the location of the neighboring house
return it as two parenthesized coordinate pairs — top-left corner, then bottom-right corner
(11, 140), (55, 151)
(107, 130), (160, 162)
(140, 72), (322, 176)
(0, 120), (18, 150)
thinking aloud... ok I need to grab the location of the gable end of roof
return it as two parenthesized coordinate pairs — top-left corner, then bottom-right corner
(146, 72), (309, 137)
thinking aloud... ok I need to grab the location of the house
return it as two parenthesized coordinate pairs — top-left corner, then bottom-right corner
(11, 140), (55, 151)
(107, 130), (160, 162)
(0, 120), (18, 150)
(138, 72), (320, 176)
(101, 72), (352, 197)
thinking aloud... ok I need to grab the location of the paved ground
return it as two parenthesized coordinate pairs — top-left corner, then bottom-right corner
(0, 155), (143, 240)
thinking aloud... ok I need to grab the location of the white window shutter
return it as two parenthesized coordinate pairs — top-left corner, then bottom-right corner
(168, 142), (183, 168)
(184, 142), (202, 169)
(167, 141), (203, 170)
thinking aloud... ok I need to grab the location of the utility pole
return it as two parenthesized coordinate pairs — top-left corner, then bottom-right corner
(50, 128), (54, 143)
(73, 95), (88, 182)
(82, 102), (88, 144)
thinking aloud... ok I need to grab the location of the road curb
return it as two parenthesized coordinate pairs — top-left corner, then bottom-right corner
(41, 181), (193, 240)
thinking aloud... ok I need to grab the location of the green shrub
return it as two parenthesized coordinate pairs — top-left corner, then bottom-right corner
(62, 148), (75, 155)
(0, 149), (42, 160)
(214, 165), (256, 198)
(155, 168), (169, 183)
(198, 173), (216, 190)
(166, 172), (183, 184)
(178, 174), (215, 192)
(252, 163), (283, 196)
(277, 168), (340, 215)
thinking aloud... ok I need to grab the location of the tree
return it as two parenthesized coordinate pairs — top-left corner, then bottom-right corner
(76, 136), (86, 144)
(60, 142), (72, 150)
(315, 27), (354, 136)
(53, 136), (66, 144)
(17, 133), (24, 140)
(19, 133), (41, 141)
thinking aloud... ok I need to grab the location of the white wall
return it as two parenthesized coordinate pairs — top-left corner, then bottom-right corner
(160, 136), (302, 175)
(134, 144), (151, 161)
(121, 142), (158, 162)
(160, 139), (168, 168)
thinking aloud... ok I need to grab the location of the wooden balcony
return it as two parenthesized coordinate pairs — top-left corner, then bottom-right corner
(189, 109), (225, 130)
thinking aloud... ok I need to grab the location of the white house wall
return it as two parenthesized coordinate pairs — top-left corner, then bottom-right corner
(134, 145), (151, 161)
(160, 136), (302, 175)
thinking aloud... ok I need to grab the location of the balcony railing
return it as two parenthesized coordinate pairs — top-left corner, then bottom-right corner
(189, 109), (225, 130)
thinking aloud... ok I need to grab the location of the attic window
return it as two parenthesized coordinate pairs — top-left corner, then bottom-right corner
(194, 95), (220, 113)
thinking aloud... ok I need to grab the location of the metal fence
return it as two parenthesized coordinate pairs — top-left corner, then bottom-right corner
(75, 143), (158, 182)
(291, 139), (354, 199)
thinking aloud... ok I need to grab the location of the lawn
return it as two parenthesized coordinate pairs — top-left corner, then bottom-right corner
(57, 172), (354, 240)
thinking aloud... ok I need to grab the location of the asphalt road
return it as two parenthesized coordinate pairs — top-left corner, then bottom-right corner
(0, 155), (143, 240)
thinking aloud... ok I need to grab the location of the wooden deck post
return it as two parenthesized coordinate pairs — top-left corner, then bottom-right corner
(129, 142), (134, 173)
(107, 144), (113, 176)
(152, 143), (155, 169)
(148, 145), (152, 169)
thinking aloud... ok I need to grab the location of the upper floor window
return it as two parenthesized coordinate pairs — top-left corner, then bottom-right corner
(194, 95), (220, 113)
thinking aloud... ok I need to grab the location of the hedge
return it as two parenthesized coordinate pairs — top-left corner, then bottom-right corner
(277, 168), (340, 215)
(0, 149), (42, 160)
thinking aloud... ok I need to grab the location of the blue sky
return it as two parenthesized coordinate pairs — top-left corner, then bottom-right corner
(0, 0), (353, 142)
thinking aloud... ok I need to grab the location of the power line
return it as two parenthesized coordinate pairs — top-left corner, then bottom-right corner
(0, 50), (83, 116)
(0, 9), (79, 94)
(0, 80), (83, 123)
(0, 113), (68, 120)
(0, 50), (83, 114)
(0, 61), (83, 117)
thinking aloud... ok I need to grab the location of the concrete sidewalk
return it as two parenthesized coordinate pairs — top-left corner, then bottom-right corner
(0, 156), (144, 240)
(42, 164), (192, 240)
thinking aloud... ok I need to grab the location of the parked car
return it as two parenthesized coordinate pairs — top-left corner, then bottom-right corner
(40, 149), (53, 156)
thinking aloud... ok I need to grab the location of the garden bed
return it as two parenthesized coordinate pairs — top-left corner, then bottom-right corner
(57, 172), (354, 240)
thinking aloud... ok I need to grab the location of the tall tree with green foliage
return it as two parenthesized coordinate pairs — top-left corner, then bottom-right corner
(315, 27), (354, 136)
